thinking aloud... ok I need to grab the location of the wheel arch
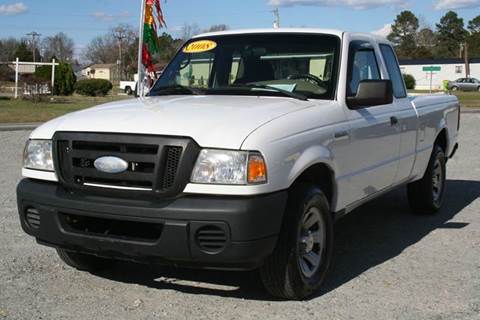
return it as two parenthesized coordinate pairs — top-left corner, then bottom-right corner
(435, 127), (449, 154)
(289, 160), (337, 212)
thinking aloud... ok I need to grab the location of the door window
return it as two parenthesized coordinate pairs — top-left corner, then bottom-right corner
(348, 42), (381, 96)
(380, 44), (407, 98)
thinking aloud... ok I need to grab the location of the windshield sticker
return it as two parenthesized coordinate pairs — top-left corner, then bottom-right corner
(183, 40), (217, 53)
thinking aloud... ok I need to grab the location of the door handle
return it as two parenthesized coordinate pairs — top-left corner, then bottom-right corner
(334, 130), (350, 141)
(390, 116), (399, 126)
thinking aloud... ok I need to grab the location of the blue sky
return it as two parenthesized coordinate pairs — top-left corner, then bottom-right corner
(1, 0), (480, 57)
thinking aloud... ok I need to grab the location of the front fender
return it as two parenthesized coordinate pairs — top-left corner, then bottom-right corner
(287, 145), (336, 187)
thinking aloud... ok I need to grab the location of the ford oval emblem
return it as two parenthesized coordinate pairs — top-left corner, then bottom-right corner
(94, 156), (129, 174)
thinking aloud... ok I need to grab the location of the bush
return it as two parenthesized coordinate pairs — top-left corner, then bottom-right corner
(403, 74), (416, 90)
(34, 63), (76, 96)
(75, 79), (113, 96)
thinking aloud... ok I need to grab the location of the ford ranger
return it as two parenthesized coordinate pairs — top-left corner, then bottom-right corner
(17, 29), (460, 300)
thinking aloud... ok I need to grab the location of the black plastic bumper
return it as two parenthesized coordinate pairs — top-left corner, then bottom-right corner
(17, 179), (287, 270)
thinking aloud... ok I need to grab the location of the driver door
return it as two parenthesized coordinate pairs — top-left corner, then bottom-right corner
(340, 41), (401, 206)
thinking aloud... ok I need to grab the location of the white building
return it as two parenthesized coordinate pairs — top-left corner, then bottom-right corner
(399, 58), (480, 90)
(80, 64), (117, 81)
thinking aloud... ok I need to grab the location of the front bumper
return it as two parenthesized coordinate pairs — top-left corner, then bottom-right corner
(17, 179), (287, 270)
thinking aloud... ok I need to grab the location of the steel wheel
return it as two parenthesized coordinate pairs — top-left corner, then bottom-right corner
(260, 185), (333, 300)
(298, 207), (326, 278)
(407, 145), (446, 214)
(432, 158), (444, 201)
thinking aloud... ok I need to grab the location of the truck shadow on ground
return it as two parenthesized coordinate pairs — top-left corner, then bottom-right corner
(93, 179), (479, 301)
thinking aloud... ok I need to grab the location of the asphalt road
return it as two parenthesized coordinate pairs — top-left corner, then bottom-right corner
(0, 116), (479, 320)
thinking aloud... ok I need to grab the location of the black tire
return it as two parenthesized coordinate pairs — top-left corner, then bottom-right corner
(451, 86), (459, 92)
(260, 184), (333, 300)
(407, 145), (446, 214)
(56, 249), (113, 272)
(125, 86), (133, 95)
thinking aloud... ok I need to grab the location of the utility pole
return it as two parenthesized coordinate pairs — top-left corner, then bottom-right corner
(114, 26), (127, 82)
(463, 42), (470, 78)
(273, 8), (280, 29)
(26, 31), (41, 63)
(460, 43), (470, 78)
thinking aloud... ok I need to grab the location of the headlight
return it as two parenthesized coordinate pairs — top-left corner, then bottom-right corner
(23, 140), (54, 172)
(191, 149), (267, 185)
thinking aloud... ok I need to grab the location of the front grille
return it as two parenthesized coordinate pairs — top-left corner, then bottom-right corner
(54, 132), (200, 198)
(59, 212), (163, 243)
(162, 146), (183, 189)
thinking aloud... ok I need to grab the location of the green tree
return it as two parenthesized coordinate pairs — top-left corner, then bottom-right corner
(435, 11), (468, 58)
(13, 40), (41, 61)
(0, 38), (20, 61)
(157, 32), (182, 62)
(53, 63), (76, 95)
(34, 65), (52, 81)
(14, 41), (33, 61)
(388, 11), (419, 59)
(467, 15), (480, 58)
(468, 15), (480, 33)
(35, 63), (76, 95)
(403, 74), (416, 90)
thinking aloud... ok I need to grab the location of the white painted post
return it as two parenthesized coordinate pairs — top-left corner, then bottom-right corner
(137, 0), (146, 98)
(14, 57), (19, 99)
(51, 58), (56, 95)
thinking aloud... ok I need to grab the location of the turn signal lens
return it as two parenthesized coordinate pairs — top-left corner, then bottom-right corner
(248, 154), (267, 184)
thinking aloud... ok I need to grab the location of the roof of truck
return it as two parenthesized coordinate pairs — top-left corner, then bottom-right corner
(194, 28), (387, 41)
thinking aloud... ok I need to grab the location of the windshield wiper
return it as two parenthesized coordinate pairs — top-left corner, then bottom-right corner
(150, 85), (203, 96)
(232, 84), (309, 101)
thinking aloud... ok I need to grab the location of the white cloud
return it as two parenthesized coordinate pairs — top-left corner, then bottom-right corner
(268, 0), (409, 10)
(372, 23), (392, 37)
(0, 2), (27, 16)
(92, 11), (131, 22)
(434, 0), (480, 10)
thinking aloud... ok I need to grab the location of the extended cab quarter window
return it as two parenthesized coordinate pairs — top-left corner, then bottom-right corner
(347, 41), (381, 96)
(380, 44), (407, 98)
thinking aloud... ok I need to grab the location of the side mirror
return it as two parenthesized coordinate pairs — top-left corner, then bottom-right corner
(347, 80), (393, 110)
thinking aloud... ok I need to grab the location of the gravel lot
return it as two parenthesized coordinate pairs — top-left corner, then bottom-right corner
(1, 116), (479, 320)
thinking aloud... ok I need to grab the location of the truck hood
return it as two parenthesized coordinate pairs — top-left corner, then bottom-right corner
(31, 95), (316, 149)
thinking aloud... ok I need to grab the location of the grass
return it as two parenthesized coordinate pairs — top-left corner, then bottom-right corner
(0, 95), (131, 123)
(408, 90), (480, 108)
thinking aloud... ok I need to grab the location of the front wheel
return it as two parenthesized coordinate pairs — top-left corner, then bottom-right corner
(260, 185), (333, 300)
(407, 145), (446, 214)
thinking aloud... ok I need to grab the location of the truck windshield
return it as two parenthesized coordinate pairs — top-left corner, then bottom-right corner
(150, 33), (340, 100)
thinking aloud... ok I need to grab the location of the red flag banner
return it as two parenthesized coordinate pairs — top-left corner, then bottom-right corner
(142, 0), (166, 77)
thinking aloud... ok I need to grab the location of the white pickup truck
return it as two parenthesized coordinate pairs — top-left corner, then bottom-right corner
(17, 29), (460, 300)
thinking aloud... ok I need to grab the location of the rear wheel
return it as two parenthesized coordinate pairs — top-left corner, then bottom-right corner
(407, 145), (446, 214)
(260, 184), (333, 300)
(125, 86), (133, 95)
(56, 249), (114, 272)
(451, 86), (459, 92)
